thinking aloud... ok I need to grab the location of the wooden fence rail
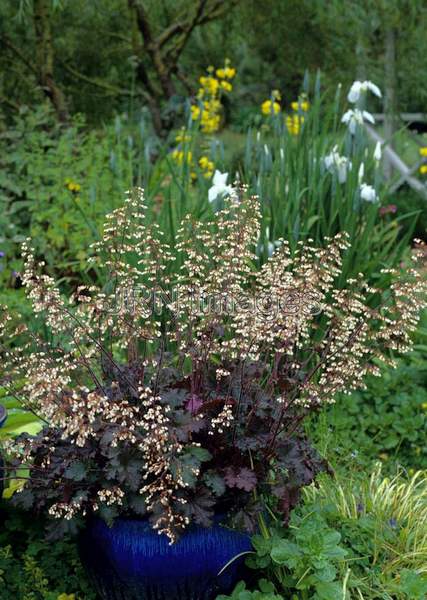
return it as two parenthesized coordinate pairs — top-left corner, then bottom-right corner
(364, 116), (427, 200)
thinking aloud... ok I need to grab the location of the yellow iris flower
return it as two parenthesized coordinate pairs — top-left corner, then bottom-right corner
(171, 150), (193, 165)
(291, 100), (310, 112)
(261, 99), (281, 116)
(286, 114), (304, 135)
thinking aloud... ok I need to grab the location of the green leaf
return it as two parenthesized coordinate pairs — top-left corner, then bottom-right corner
(314, 581), (343, 600)
(204, 471), (226, 496)
(399, 569), (427, 599)
(270, 540), (302, 565)
(252, 534), (272, 557)
(0, 411), (42, 439)
(258, 579), (276, 594)
(189, 446), (212, 462)
(316, 563), (337, 582)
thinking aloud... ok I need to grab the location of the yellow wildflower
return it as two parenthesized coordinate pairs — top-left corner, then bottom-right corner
(203, 99), (221, 113)
(199, 156), (215, 178)
(220, 80), (233, 92)
(419, 165), (427, 175)
(65, 179), (81, 193)
(261, 99), (281, 116)
(286, 114), (304, 135)
(291, 100), (310, 112)
(216, 58), (236, 80)
(194, 62), (235, 134)
(191, 105), (201, 121)
(217, 66), (236, 79)
(201, 112), (221, 133)
(171, 149), (192, 165)
(175, 128), (191, 143)
(199, 156), (210, 169)
(57, 594), (75, 600)
(199, 76), (219, 96)
(419, 147), (427, 157)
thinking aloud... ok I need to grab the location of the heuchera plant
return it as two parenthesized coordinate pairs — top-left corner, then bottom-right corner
(0, 189), (425, 542)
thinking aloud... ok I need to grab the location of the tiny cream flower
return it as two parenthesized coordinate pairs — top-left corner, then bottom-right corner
(358, 162), (365, 183)
(348, 80), (382, 103)
(360, 183), (378, 203)
(324, 146), (352, 183)
(374, 141), (382, 161)
(208, 170), (233, 203)
(342, 109), (375, 134)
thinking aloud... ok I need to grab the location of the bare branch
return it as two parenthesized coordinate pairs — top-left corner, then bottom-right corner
(128, 0), (154, 47)
(62, 62), (140, 97)
(169, 0), (209, 57)
(166, 0), (239, 65)
(157, 0), (234, 49)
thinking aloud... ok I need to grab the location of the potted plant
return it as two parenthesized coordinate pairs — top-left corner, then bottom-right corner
(0, 190), (425, 600)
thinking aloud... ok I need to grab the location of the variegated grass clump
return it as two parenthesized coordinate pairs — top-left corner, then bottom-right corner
(0, 188), (426, 542)
(304, 466), (427, 598)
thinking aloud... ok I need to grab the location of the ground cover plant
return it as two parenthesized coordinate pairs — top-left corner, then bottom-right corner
(0, 506), (96, 600)
(220, 467), (427, 600)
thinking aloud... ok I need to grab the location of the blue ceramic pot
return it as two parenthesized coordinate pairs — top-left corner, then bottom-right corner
(79, 516), (252, 600)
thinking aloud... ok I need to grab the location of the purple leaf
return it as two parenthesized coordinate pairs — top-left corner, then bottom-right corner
(185, 394), (203, 414)
(224, 467), (257, 492)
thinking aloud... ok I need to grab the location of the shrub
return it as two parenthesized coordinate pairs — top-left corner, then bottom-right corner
(0, 104), (157, 288)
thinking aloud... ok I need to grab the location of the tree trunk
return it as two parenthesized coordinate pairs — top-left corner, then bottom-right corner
(33, 0), (68, 122)
(127, 0), (237, 135)
(129, 4), (165, 136)
(383, 26), (397, 181)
